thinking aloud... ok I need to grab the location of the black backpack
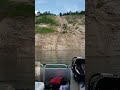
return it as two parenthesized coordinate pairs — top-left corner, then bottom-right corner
(71, 57), (85, 81)
(72, 57), (85, 74)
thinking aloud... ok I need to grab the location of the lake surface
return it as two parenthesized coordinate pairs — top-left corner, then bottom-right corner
(35, 47), (85, 65)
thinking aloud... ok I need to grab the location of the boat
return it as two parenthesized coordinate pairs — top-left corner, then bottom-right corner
(35, 57), (85, 90)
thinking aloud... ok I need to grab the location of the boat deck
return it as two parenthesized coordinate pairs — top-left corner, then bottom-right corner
(36, 64), (85, 90)
(70, 70), (79, 90)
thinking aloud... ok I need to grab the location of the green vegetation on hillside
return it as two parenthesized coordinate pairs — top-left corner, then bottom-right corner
(35, 15), (58, 25)
(61, 11), (85, 16)
(36, 11), (56, 16)
(35, 26), (56, 34)
(35, 11), (85, 16)
(35, 11), (85, 34)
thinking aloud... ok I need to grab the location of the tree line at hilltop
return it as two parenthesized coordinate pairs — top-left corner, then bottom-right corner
(36, 11), (85, 16)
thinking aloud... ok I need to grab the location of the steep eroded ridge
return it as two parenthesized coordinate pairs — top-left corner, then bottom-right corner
(35, 15), (85, 50)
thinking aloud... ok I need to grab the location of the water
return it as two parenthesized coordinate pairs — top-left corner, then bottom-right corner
(35, 47), (85, 65)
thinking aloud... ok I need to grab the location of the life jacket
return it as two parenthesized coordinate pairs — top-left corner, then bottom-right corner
(50, 76), (64, 85)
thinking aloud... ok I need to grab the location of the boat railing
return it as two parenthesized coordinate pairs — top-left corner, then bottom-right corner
(39, 64), (44, 81)
(44, 64), (68, 68)
(40, 64), (43, 67)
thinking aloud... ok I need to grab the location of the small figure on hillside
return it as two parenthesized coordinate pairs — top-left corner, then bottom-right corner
(59, 12), (62, 16)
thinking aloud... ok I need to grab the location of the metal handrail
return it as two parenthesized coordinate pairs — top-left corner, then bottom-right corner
(44, 64), (68, 68)
(40, 64), (43, 67)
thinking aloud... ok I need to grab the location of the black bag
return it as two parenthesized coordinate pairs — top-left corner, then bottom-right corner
(88, 73), (120, 90)
(71, 57), (85, 82)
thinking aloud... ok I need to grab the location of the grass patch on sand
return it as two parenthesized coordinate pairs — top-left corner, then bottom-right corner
(35, 15), (58, 25)
(35, 26), (56, 34)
